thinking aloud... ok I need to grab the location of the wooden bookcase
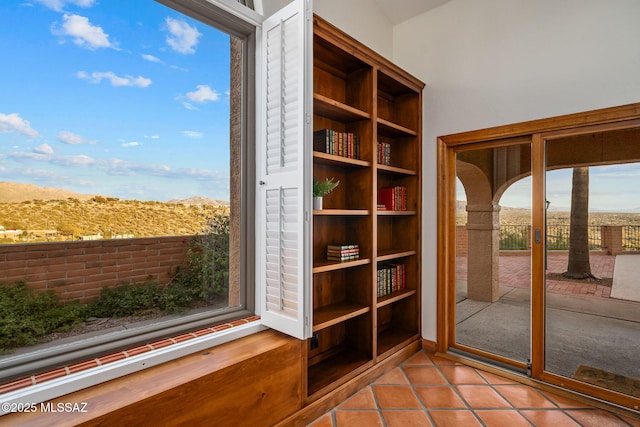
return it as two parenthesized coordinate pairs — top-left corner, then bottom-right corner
(307, 16), (424, 399)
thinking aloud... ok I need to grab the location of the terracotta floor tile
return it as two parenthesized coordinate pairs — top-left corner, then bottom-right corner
(456, 385), (512, 408)
(493, 385), (556, 408)
(338, 387), (378, 410)
(307, 413), (334, 427)
(334, 410), (383, 427)
(374, 367), (409, 385)
(403, 366), (448, 385)
(521, 409), (582, 426)
(565, 409), (632, 426)
(305, 350), (634, 427)
(404, 351), (434, 365)
(439, 366), (487, 384)
(428, 410), (481, 427)
(541, 391), (594, 408)
(414, 385), (467, 409)
(372, 385), (422, 409)
(619, 414), (640, 427)
(476, 369), (520, 385)
(382, 410), (433, 427)
(475, 409), (531, 427)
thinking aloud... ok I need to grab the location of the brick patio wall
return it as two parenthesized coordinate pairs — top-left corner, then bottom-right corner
(0, 236), (192, 304)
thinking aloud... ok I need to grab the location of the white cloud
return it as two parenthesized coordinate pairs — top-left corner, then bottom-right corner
(144, 135), (160, 139)
(141, 53), (161, 63)
(35, 0), (96, 12)
(181, 102), (198, 111)
(0, 113), (41, 138)
(58, 130), (96, 145)
(77, 71), (152, 88)
(52, 154), (95, 166)
(185, 85), (219, 103)
(164, 17), (201, 54)
(121, 141), (141, 147)
(33, 143), (54, 155)
(182, 131), (204, 139)
(52, 14), (116, 50)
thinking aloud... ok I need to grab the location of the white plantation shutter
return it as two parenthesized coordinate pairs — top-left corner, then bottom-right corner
(256, 0), (312, 339)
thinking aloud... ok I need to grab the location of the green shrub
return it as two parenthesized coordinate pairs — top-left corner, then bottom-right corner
(88, 282), (162, 317)
(88, 280), (199, 317)
(171, 212), (229, 301)
(0, 282), (87, 349)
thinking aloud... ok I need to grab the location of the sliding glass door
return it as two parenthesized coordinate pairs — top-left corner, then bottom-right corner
(453, 141), (532, 370)
(439, 104), (640, 410)
(542, 127), (640, 404)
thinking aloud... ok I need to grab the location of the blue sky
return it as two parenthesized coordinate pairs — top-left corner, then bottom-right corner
(459, 164), (640, 213)
(0, 0), (232, 201)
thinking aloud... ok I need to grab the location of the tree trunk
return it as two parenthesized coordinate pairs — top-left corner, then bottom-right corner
(564, 167), (593, 279)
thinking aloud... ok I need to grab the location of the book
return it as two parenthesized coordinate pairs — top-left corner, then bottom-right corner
(377, 141), (391, 166)
(327, 244), (358, 250)
(378, 186), (407, 211)
(376, 263), (406, 297)
(313, 129), (361, 160)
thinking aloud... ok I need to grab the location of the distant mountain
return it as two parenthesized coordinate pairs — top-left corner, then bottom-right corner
(167, 197), (228, 206)
(0, 182), (96, 203)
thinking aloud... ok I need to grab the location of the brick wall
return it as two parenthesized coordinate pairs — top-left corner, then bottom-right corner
(0, 236), (192, 304)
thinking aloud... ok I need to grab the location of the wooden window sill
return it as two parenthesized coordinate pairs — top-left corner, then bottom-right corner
(3, 329), (303, 427)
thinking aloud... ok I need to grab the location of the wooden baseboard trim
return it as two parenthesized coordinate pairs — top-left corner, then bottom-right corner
(275, 340), (421, 427)
(421, 339), (436, 351)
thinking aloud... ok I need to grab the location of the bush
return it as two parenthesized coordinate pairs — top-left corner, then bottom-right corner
(171, 211), (229, 301)
(0, 282), (87, 349)
(88, 280), (198, 317)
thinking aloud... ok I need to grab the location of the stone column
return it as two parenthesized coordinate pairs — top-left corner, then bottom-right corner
(466, 204), (501, 302)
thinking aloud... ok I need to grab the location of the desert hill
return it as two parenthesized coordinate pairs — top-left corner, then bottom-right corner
(167, 196), (227, 206)
(0, 181), (96, 203)
(0, 182), (230, 242)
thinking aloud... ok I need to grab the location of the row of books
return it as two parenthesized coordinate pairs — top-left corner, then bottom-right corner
(313, 129), (361, 160)
(377, 142), (391, 166)
(377, 263), (406, 298)
(377, 186), (407, 211)
(327, 244), (359, 262)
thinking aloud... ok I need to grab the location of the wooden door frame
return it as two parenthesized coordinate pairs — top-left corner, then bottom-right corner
(437, 102), (640, 410)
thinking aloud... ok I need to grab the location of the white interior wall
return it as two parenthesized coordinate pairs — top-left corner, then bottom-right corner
(392, 0), (640, 341)
(313, 0), (393, 59)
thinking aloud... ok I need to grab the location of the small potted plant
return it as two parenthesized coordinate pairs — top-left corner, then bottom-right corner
(313, 177), (339, 210)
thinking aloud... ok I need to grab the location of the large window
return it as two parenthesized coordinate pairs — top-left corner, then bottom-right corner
(0, 0), (255, 381)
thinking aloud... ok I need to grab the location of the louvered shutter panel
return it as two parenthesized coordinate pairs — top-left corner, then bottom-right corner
(256, 0), (312, 339)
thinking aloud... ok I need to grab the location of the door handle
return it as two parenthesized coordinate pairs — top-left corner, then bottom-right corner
(535, 229), (541, 244)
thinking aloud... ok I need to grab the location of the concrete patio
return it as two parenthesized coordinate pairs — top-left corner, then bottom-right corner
(455, 253), (640, 388)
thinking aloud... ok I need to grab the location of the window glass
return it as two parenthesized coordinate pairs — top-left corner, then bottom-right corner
(0, 0), (248, 378)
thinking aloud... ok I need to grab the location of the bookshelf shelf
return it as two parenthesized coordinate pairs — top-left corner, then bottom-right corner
(377, 118), (417, 137)
(314, 93), (371, 122)
(308, 15), (423, 399)
(313, 302), (371, 332)
(376, 210), (416, 216)
(313, 151), (370, 168)
(313, 209), (369, 216)
(377, 249), (417, 262)
(377, 164), (416, 176)
(312, 258), (371, 273)
(377, 289), (416, 308)
(377, 327), (418, 358)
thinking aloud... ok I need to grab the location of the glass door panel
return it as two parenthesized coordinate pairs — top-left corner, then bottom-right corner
(544, 128), (640, 399)
(454, 142), (532, 366)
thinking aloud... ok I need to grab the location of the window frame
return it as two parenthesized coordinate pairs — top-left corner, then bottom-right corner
(0, 0), (262, 385)
(1, 0), (315, 409)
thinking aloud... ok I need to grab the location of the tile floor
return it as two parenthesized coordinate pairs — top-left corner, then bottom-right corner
(307, 350), (640, 427)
